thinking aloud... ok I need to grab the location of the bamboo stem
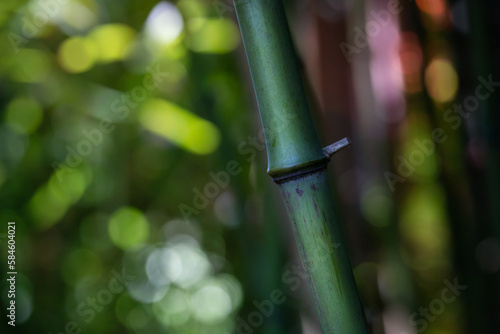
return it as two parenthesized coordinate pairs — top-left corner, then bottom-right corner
(233, 0), (368, 332)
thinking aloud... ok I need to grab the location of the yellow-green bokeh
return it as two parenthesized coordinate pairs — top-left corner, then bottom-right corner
(108, 207), (150, 250)
(5, 96), (43, 134)
(57, 37), (97, 73)
(139, 98), (220, 155)
(88, 24), (136, 63)
(186, 18), (240, 54)
(29, 167), (89, 230)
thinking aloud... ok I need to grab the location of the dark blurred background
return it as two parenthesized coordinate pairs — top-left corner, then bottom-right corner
(0, 0), (499, 333)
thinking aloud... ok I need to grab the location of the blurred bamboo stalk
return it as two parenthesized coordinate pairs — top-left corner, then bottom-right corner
(232, 0), (368, 332)
(466, 0), (500, 331)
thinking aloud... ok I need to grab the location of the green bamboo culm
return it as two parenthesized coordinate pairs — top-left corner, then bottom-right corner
(233, 0), (368, 332)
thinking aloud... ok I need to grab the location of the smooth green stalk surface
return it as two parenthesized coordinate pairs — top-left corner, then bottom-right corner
(279, 169), (368, 333)
(233, 0), (368, 332)
(233, 0), (325, 176)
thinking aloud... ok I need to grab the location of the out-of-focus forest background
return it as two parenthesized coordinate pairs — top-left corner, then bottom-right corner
(0, 0), (499, 333)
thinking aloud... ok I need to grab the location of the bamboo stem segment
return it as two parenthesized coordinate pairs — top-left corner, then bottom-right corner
(279, 169), (367, 333)
(233, 0), (368, 332)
